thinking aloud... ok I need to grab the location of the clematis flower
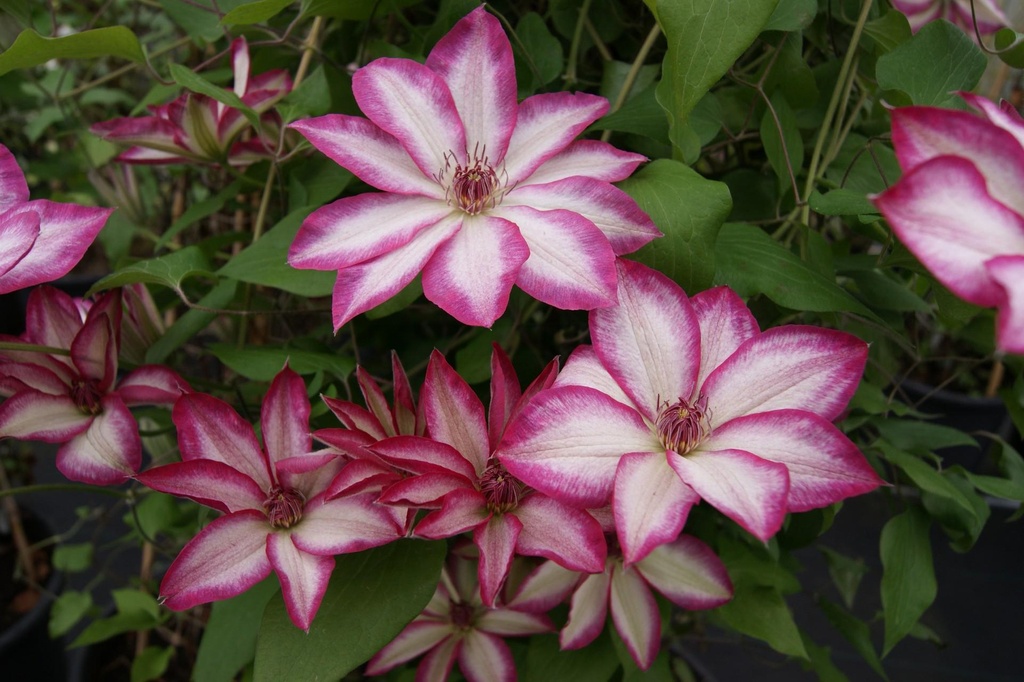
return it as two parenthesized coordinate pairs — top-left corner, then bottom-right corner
(497, 260), (882, 560)
(873, 93), (1024, 355)
(135, 367), (404, 630)
(509, 529), (732, 670)
(370, 347), (606, 605)
(288, 6), (659, 329)
(891, 0), (1008, 37)
(0, 287), (184, 485)
(0, 144), (111, 294)
(91, 37), (291, 165)
(366, 550), (553, 682)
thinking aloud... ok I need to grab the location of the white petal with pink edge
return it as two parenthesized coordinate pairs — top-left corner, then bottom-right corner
(290, 116), (442, 197)
(635, 535), (733, 610)
(703, 410), (882, 511)
(961, 92), (1024, 150)
(474, 513), (523, 606)
(422, 213), (529, 327)
(289, 193), (452, 271)
(609, 561), (660, 670)
(117, 365), (186, 406)
(492, 205), (617, 311)
(365, 620), (453, 674)
(0, 143), (29, 208)
(230, 37), (250, 97)
(425, 6), (517, 161)
(0, 391), (91, 441)
(613, 451), (700, 565)
(690, 286), (760, 392)
(160, 510), (272, 610)
(508, 560), (580, 612)
(276, 452), (343, 498)
(513, 494), (606, 572)
(56, 395), (141, 485)
(329, 215), (462, 330)
(261, 367), (311, 466)
(503, 92), (609, 186)
(0, 211), (38, 281)
(135, 460), (265, 513)
(173, 391), (272, 489)
(591, 260), (700, 421)
(291, 492), (403, 555)
(702, 325), (867, 424)
(414, 488), (490, 539)
(561, 569), (610, 650)
(378, 472), (474, 507)
(668, 448), (789, 542)
(554, 345), (636, 408)
(503, 177), (660, 255)
(372, 434), (478, 479)
(352, 58), (466, 177)
(497, 386), (660, 508)
(422, 352), (490, 475)
(417, 636), (459, 681)
(267, 532), (334, 631)
(476, 608), (552, 636)
(875, 156), (1024, 307)
(460, 631), (516, 682)
(526, 140), (646, 185)
(986, 255), (1024, 354)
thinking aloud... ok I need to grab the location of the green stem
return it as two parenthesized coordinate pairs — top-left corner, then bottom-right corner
(0, 341), (71, 356)
(800, 0), (873, 225)
(0, 483), (132, 500)
(565, 0), (594, 87)
(600, 23), (662, 143)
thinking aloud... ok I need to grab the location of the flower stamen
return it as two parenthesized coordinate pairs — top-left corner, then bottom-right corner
(437, 143), (507, 215)
(70, 379), (104, 415)
(262, 486), (305, 528)
(479, 459), (524, 514)
(656, 394), (712, 454)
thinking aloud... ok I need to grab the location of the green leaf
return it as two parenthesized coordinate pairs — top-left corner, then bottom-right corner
(620, 159), (732, 293)
(218, 209), (334, 297)
(90, 246), (215, 297)
(873, 419), (977, 452)
(921, 468), (990, 552)
(714, 223), (876, 318)
(208, 343), (354, 381)
(53, 543), (94, 573)
(254, 540), (445, 682)
(221, 0), (295, 25)
(146, 279), (239, 363)
(515, 12), (563, 88)
(525, 628), (619, 682)
(880, 444), (979, 521)
(763, 0), (816, 31)
(809, 189), (878, 217)
(287, 157), (353, 210)
(0, 27), (144, 76)
(71, 589), (164, 648)
(279, 64), (332, 121)
(651, 0), (780, 149)
(714, 583), (808, 659)
(846, 270), (930, 313)
(880, 506), (936, 655)
(131, 646), (174, 682)
(157, 180), (243, 251)
(159, 0), (251, 41)
(169, 63), (260, 130)
(818, 598), (888, 679)
(590, 86), (670, 141)
(875, 20), (987, 107)
(0, 0), (33, 26)
(760, 92), (803, 193)
(49, 590), (93, 638)
(863, 10), (913, 54)
(194, 578), (279, 682)
(994, 28), (1024, 68)
(819, 546), (867, 610)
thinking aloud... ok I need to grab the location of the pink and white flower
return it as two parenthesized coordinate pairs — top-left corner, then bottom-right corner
(287, 6), (659, 328)
(891, 0), (1008, 37)
(873, 92), (1024, 355)
(366, 550), (553, 682)
(371, 347), (606, 605)
(135, 367), (404, 630)
(91, 38), (292, 165)
(0, 144), (111, 294)
(0, 287), (184, 485)
(509, 531), (732, 670)
(497, 260), (882, 560)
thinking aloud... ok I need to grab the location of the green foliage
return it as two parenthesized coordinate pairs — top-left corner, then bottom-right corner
(194, 578), (279, 682)
(0, 27), (144, 76)
(880, 506), (936, 655)
(875, 21), (987, 107)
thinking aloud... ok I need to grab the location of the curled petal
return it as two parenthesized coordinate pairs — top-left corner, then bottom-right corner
(0, 211), (39, 280)
(56, 395), (141, 485)
(117, 365), (187, 406)
(0, 143), (29, 207)
(987, 255), (1024, 354)
(0, 391), (91, 442)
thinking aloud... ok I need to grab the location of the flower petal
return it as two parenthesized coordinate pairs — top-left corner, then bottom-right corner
(668, 449), (789, 542)
(56, 395), (141, 485)
(610, 562), (660, 670)
(561, 569), (611, 650)
(365, 621), (452, 675)
(371, 434), (477, 480)
(527, 140), (647, 185)
(636, 535), (733, 610)
(352, 58), (466, 177)
(703, 325), (867, 424)
(504, 177), (660, 255)
(136, 459), (265, 513)
(507, 560), (580, 612)
(160, 510), (272, 611)
(476, 607), (552, 636)
(987, 255), (1024, 354)
(320, 396), (388, 441)
(117, 365), (187, 406)
(690, 286), (760, 392)
(0, 391), (91, 441)
(489, 345), (522, 448)
(514, 494), (606, 572)
(460, 631), (516, 682)
(267, 532), (334, 631)
(417, 636), (460, 682)
(422, 351), (490, 475)
(422, 214), (529, 327)
(703, 410), (882, 511)
(503, 92), (609, 186)
(874, 155), (1024, 308)
(498, 386), (660, 508)
(291, 492), (403, 555)
(591, 260), (701, 421)
(554, 345), (635, 408)
(414, 488), (489, 538)
(289, 193), (453, 271)
(474, 513), (523, 606)
(425, 5), (517, 161)
(613, 451), (699, 565)
(492, 205), (617, 311)
(0, 143), (29, 207)
(0, 210), (38, 280)
(290, 115), (442, 196)
(379, 472), (473, 507)
(328, 214), (462, 330)
(261, 366), (312, 466)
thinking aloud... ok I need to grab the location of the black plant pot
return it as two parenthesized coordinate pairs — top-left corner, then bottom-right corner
(0, 509), (66, 682)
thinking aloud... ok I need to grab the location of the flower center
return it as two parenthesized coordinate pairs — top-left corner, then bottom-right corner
(655, 394), (712, 454)
(70, 379), (103, 415)
(262, 486), (305, 529)
(449, 600), (477, 630)
(438, 144), (506, 215)
(479, 460), (524, 514)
